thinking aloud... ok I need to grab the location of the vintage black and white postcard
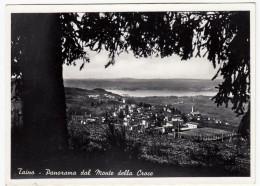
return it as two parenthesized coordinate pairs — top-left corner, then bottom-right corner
(6, 3), (256, 185)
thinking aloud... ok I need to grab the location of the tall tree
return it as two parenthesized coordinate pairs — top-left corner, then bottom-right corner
(12, 14), (68, 160)
(11, 13), (87, 160)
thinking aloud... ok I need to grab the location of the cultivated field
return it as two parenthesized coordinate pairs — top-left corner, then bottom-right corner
(177, 127), (237, 142)
(180, 128), (232, 137)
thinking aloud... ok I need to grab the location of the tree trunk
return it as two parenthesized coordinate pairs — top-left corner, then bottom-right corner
(12, 14), (68, 163)
(238, 103), (250, 139)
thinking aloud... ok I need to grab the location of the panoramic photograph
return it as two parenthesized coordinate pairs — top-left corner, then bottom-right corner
(10, 8), (251, 180)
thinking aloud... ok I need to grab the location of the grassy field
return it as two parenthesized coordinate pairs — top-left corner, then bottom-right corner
(179, 127), (232, 137)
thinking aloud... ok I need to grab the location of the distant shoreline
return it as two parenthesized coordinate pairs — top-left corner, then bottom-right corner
(105, 89), (217, 98)
(64, 78), (223, 81)
(64, 87), (216, 98)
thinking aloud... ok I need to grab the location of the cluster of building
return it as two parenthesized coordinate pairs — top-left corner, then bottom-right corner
(70, 99), (203, 134)
(68, 90), (232, 135)
(109, 103), (202, 134)
(88, 93), (116, 100)
(71, 114), (105, 125)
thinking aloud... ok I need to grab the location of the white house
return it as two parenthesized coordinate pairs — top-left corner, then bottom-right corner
(153, 127), (166, 134)
(186, 122), (200, 129)
(123, 121), (129, 126)
(215, 120), (222, 124)
(88, 94), (99, 99)
(164, 121), (174, 127)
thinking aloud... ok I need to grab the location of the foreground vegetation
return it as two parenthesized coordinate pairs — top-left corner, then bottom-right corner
(11, 121), (250, 178)
(66, 122), (250, 177)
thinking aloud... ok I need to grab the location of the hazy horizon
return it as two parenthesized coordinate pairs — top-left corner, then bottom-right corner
(63, 50), (221, 80)
(63, 77), (221, 80)
(64, 78), (221, 94)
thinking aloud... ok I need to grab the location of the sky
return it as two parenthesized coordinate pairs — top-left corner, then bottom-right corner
(63, 50), (220, 80)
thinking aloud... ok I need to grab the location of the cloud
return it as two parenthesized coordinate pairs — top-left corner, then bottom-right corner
(63, 50), (219, 79)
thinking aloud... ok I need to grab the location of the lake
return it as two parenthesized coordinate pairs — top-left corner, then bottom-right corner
(64, 78), (220, 97)
(106, 89), (217, 97)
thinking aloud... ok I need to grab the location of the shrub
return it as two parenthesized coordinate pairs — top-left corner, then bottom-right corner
(102, 123), (142, 161)
(67, 122), (90, 150)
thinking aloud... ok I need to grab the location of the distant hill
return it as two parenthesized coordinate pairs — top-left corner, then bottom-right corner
(64, 78), (222, 92)
(65, 87), (122, 100)
(64, 87), (123, 116)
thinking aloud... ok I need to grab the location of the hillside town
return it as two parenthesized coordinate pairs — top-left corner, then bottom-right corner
(67, 94), (231, 138)
(11, 88), (233, 138)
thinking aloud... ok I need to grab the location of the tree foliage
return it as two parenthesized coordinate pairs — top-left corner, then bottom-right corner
(79, 11), (250, 116)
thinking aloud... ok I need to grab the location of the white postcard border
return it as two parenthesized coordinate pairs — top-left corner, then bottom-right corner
(5, 3), (256, 185)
